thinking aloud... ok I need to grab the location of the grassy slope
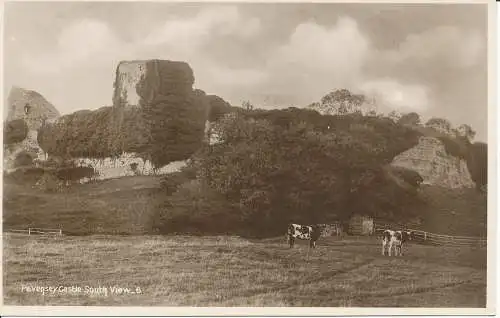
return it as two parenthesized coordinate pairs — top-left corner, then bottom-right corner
(417, 185), (487, 237)
(3, 234), (486, 306)
(3, 174), (487, 237)
(3, 176), (163, 235)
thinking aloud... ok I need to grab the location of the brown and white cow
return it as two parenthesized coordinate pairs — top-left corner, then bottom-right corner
(287, 223), (321, 248)
(381, 229), (412, 256)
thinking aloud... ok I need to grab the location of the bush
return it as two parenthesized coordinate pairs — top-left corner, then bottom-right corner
(154, 180), (240, 235)
(437, 135), (470, 160)
(388, 166), (424, 187)
(187, 108), (425, 237)
(55, 166), (97, 183)
(35, 173), (63, 192)
(4, 119), (28, 145)
(467, 142), (487, 189)
(4, 167), (46, 184)
(14, 151), (34, 167)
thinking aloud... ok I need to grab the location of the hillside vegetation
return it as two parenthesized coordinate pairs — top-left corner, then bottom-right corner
(3, 88), (487, 238)
(153, 103), (486, 237)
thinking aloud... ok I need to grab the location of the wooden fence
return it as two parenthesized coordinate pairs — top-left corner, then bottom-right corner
(374, 226), (486, 248)
(8, 228), (63, 236)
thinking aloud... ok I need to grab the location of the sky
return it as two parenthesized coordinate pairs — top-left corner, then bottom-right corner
(3, 2), (489, 141)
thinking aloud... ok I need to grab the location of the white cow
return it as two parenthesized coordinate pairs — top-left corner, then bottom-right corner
(287, 223), (321, 248)
(381, 229), (412, 256)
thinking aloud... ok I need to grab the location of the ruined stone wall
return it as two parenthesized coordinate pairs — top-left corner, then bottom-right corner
(4, 87), (60, 171)
(7, 86), (60, 129)
(113, 61), (147, 107)
(391, 136), (475, 188)
(74, 153), (187, 183)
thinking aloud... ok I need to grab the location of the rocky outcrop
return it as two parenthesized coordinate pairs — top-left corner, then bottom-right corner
(391, 136), (475, 189)
(74, 153), (186, 183)
(4, 87), (60, 171)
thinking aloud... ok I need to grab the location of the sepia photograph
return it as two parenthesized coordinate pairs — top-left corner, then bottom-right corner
(1, 0), (496, 315)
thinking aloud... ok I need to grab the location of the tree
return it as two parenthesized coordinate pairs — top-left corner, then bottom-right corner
(243, 100), (254, 111)
(189, 108), (422, 237)
(425, 117), (452, 133)
(140, 93), (206, 168)
(4, 119), (28, 145)
(398, 112), (421, 126)
(314, 89), (366, 115)
(14, 151), (34, 167)
(207, 95), (233, 122)
(467, 142), (487, 190)
(388, 110), (402, 122)
(457, 124), (476, 141)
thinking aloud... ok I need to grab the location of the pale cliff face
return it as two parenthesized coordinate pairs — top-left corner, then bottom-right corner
(113, 61), (147, 107)
(391, 136), (475, 189)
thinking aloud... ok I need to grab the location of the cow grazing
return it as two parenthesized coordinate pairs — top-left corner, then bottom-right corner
(287, 223), (321, 248)
(381, 230), (412, 256)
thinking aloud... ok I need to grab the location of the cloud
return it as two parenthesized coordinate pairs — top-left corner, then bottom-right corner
(360, 79), (431, 112)
(250, 16), (371, 106)
(143, 6), (260, 48)
(243, 16), (433, 112)
(15, 6), (262, 113)
(21, 19), (124, 74)
(21, 6), (261, 76)
(383, 26), (485, 70)
(270, 17), (369, 81)
(12, 8), (485, 125)
(248, 21), (486, 113)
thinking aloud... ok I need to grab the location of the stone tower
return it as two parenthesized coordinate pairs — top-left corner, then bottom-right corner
(4, 87), (60, 169)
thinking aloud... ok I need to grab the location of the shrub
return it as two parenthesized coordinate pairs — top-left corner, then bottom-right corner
(467, 142), (487, 189)
(4, 167), (46, 184)
(55, 166), (97, 184)
(35, 173), (63, 192)
(437, 135), (470, 160)
(14, 151), (34, 167)
(4, 119), (28, 145)
(153, 180), (240, 235)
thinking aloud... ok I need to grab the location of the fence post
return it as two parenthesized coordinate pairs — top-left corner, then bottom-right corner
(59, 229), (62, 236)
(28, 228), (31, 235)
(424, 232), (427, 241)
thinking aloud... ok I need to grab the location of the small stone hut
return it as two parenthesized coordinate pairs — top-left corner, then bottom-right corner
(348, 214), (374, 235)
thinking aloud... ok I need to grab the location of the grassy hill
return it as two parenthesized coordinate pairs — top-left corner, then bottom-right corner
(3, 176), (163, 235)
(417, 185), (487, 237)
(3, 175), (487, 237)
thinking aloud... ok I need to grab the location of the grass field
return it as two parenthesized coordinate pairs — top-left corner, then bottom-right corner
(3, 233), (486, 307)
(3, 175), (487, 237)
(3, 176), (163, 235)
